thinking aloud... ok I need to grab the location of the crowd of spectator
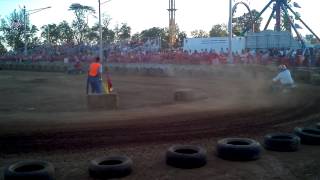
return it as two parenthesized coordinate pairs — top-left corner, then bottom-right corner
(1, 43), (320, 67)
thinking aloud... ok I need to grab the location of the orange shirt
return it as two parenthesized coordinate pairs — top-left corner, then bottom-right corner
(88, 62), (101, 77)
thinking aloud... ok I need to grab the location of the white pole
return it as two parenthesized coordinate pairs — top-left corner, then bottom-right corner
(228, 0), (233, 63)
(24, 6), (27, 56)
(98, 0), (103, 63)
(47, 25), (50, 46)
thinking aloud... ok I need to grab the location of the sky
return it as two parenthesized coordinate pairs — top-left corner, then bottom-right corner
(0, 0), (319, 37)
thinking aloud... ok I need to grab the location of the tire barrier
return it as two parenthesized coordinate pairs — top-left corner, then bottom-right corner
(35, 65), (41, 72)
(263, 133), (300, 152)
(25, 64), (32, 71)
(4, 160), (55, 180)
(216, 138), (262, 161)
(311, 74), (320, 85)
(4, 64), (9, 70)
(11, 63), (304, 78)
(62, 66), (68, 72)
(13, 64), (19, 70)
(294, 127), (320, 145)
(0, 63), (76, 73)
(89, 155), (132, 179)
(166, 145), (207, 169)
(42, 65), (48, 72)
(8, 64), (13, 70)
(4, 126), (320, 179)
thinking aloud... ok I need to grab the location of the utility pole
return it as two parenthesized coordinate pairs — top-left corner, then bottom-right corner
(23, 6), (27, 56)
(98, 0), (103, 63)
(23, 5), (51, 57)
(98, 0), (111, 63)
(228, 0), (233, 63)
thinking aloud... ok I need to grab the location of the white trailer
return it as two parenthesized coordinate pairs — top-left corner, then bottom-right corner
(183, 37), (246, 54)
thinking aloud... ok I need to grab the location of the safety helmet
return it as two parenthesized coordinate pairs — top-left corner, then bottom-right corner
(278, 64), (287, 70)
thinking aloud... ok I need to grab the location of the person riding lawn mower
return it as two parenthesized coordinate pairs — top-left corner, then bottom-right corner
(271, 64), (296, 93)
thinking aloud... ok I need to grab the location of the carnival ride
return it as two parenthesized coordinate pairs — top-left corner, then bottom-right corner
(233, 0), (320, 48)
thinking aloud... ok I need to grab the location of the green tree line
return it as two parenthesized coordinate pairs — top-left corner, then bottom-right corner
(1, 4), (313, 56)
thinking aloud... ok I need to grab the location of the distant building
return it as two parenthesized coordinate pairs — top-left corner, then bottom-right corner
(183, 37), (245, 54)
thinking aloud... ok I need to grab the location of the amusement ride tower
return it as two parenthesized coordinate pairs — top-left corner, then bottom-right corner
(242, 0), (320, 47)
(167, 0), (177, 49)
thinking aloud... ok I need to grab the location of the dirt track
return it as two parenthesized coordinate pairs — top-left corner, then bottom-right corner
(1, 68), (320, 179)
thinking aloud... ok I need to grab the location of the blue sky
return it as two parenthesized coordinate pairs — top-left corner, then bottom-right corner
(0, 0), (319, 37)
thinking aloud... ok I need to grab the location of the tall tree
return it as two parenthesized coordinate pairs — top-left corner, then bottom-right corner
(190, 29), (209, 38)
(0, 36), (7, 55)
(41, 24), (60, 45)
(209, 24), (228, 37)
(68, 3), (95, 44)
(0, 9), (26, 52)
(233, 9), (262, 36)
(26, 25), (40, 50)
(172, 25), (187, 48)
(101, 14), (115, 45)
(57, 21), (74, 44)
(140, 27), (165, 42)
(115, 23), (131, 41)
(177, 31), (187, 47)
(131, 32), (141, 42)
(85, 25), (99, 45)
(85, 14), (114, 45)
(0, 8), (39, 53)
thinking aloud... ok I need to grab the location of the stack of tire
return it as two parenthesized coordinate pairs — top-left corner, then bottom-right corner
(3, 155), (133, 180)
(311, 73), (320, 86)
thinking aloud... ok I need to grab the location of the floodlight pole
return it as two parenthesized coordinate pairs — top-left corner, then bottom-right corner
(98, 0), (103, 63)
(228, 0), (233, 63)
(23, 6), (27, 56)
(23, 6), (51, 57)
(98, 0), (111, 63)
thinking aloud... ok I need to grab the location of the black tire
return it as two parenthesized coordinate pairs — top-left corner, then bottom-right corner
(294, 127), (320, 145)
(89, 155), (132, 179)
(166, 145), (207, 169)
(4, 160), (55, 180)
(316, 123), (320, 129)
(264, 133), (300, 152)
(216, 138), (262, 161)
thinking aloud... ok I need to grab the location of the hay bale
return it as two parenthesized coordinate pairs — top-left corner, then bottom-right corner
(87, 93), (119, 110)
(174, 89), (196, 102)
